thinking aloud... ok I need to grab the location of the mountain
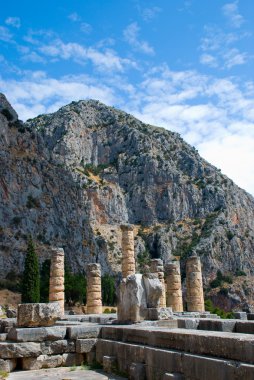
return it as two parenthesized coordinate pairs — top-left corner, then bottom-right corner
(1, 94), (254, 311)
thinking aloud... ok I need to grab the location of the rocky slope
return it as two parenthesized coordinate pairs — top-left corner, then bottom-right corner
(1, 94), (254, 311)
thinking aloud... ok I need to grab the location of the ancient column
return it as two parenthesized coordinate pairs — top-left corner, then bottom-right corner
(49, 247), (65, 316)
(150, 259), (166, 308)
(120, 224), (135, 279)
(165, 261), (183, 312)
(186, 256), (205, 312)
(86, 263), (102, 314)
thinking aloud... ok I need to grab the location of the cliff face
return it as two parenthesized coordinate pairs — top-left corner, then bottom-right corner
(1, 95), (254, 310)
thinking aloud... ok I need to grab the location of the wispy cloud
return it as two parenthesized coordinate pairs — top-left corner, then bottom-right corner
(39, 39), (136, 72)
(0, 26), (13, 42)
(141, 7), (161, 21)
(222, 1), (245, 28)
(80, 22), (92, 34)
(199, 54), (218, 68)
(68, 12), (81, 22)
(5, 17), (21, 29)
(123, 22), (154, 55)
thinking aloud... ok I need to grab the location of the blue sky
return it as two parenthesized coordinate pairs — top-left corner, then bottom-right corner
(1, 0), (254, 195)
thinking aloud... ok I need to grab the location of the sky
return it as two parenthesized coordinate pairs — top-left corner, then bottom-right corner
(1, 0), (254, 195)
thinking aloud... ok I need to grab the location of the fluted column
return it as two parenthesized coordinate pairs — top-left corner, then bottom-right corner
(186, 256), (205, 312)
(150, 259), (166, 308)
(86, 263), (102, 314)
(165, 261), (183, 312)
(120, 224), (135, 278)
(49, 248), (65, 316)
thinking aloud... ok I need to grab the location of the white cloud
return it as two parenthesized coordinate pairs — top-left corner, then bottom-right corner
(200, 54), (218, 67)
(80, 22), (92, 34)
(223, 48), (249, 69)
(222, 1), (244, 28)
(5, 17), (21, 28)
(123, 22), (154, 55)
(0, 26), (13, 42)
(0, 73), (117, 120)
(141, 7), (161, 21)
(38, 39), (136, 72)
(68, 12), (80, 22)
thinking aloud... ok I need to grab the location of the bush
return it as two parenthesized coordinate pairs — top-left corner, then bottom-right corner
(21, 237), (40, 303)
(205, 299), (233, 319)
(236, 270), (247, 276)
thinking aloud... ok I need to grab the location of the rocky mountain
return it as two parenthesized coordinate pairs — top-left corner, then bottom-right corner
(1, 93), (254, 311)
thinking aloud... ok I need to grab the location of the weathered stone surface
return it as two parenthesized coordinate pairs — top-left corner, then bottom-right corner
(150, 259), (166, 308)
(66, 325), (101, 340)
(41, 340), (75, 355)
(49, 248), (65, 316)
(86, 263), (102, 315)
(8, 326), (66, 342)
(117, 274), (147, 322)
(121, 225), (135, 279)
(17, 303), (61, 327)
(234, 312), (247, 320)
(177, 318), (199, 330)
(0, 342), (41, 359)
(145, 308), (173, 321)
(62, 353), (84, 367)
(163, 374), (184, 380)
(198, 319), (236, 332)
(103, 355), (116, 373)
(165, 261), (183, 312)
(6, 308), (17, 318)
(76, 338), (97, 353)
(0, 358), (17, 372)
(129, 362), (146, 380)
(0, 333), (7, 341)
(0, 319), (16, 333)
(22, 354), (63, 370)
(143, 273), (163, 309)
(235, 321), (254, 334)
(186, 256), (205, 312)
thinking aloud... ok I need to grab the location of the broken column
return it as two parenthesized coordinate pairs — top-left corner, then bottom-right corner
(49, 248), (65, 316)
(150, 259), (166, 308)
(86, 263), (102, 314)
(186, 256), (205, 312)
(120, 224), (135, 279)
(165, 261), (183, 312)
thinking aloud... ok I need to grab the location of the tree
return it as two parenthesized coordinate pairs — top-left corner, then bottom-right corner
(102, 274), (116, 306)
(65, 264), (87, 305)
(40, 259), (50, 303)
(21, 237), (40, 303)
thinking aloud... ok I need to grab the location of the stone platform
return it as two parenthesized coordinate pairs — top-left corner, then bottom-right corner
(1, 313), (254, 379)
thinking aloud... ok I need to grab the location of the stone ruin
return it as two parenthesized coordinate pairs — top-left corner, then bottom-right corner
(1, 226), (254, 379)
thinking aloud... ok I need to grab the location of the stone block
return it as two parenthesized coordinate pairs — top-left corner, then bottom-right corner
(41, 339), (75, 355)
(87, 351), (96, 365)
(234, 312), (247, 320)
(143, 273), (162, 308)
(0, 342), (41, 359)
(0, 334), (7, 341)
(235, 321), (254, 334)
(129, 362), (146, 380)
(66, 325), (101, 340)
(17, 303), (61, 327)
(177, 318), (199, 330)
(0, 358), (17, 372)
(145, 308), (173, 321)
(247, 313), (254, 320)
(76, 338), (97, 353)
(22, 354), (63, 370)
(8, 326), (66, 342)
(198, 319), (236, 332)
(0, 319), (16, 333)
(103, 355), (117, 373)
(62, 353), (84, 366)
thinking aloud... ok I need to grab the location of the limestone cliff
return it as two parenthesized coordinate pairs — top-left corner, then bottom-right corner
(1, 95), (254, 311)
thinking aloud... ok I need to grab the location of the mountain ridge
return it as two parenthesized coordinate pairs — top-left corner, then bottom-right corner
(1, 93), (254, 311)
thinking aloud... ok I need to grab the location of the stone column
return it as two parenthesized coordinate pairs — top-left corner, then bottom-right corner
(120, 224), (135, 279)
(165, 261), (183, 312)
(49, 248), (65, 316)
(86, 263), (102, 314)
(186, 256), (205, 312)
(150, 259), (166, 308)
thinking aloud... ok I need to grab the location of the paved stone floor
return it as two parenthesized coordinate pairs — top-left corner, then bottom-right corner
(9, 367), (127, 380)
